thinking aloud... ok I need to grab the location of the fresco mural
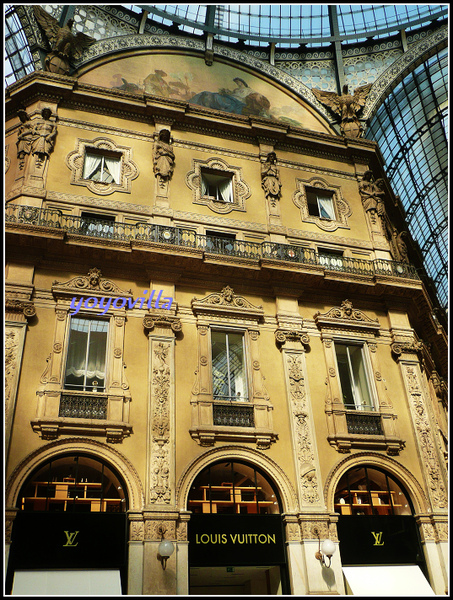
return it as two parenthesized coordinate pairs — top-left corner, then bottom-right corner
(78, 54), (330, 133)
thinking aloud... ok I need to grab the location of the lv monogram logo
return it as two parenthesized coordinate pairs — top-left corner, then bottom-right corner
(371, 531), (384, 546)
(63, 530), (79, 547)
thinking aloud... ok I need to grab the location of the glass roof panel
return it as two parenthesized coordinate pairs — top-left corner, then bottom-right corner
(366, 47), (448, 310)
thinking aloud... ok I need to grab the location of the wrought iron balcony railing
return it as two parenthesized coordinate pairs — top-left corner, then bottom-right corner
(213, 401), (255, 427)
(5, 204), (420, 280)
(59, 393), (108, 420)
(346, 412), (383, 436)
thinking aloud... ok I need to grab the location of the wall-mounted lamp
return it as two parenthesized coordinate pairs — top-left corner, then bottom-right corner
(157, 526), (174, 570)
(314, 529), (336, 568)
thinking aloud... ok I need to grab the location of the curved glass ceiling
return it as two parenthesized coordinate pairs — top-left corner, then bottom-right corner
(138, 5), (447, 45)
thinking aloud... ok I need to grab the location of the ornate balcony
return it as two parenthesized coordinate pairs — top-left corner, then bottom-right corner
(5, 204), (420, 280)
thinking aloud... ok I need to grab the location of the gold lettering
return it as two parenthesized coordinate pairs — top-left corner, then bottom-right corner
(258, 534), (267, 544)
(200, 534), (210, 544)
(230, 534), (237, 544)
(222, 533), (227, 544)
(371, 531), (384, 546)
(267, 534), (276, 544)
(63, 531), (79, 547)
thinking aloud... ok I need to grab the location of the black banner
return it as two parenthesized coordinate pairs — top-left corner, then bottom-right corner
(9, 512), (127, 569)
(188, 514), (286, 566)
(337, 516), (424, 566)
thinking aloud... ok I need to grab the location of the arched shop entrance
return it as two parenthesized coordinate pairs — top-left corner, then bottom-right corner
(187, 460), (290, 595)
(334, 465), (435, 596)
(6, 453), (129, 595)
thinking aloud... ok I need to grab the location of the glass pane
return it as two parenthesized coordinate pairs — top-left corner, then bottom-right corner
(212, 331), (230, 399)
(349, 346), (373, 410)
(227, 333), (247, 401)
(335, 344), (355, 408)
(65, 318), (108, 391)
(387, 475), (412, 516)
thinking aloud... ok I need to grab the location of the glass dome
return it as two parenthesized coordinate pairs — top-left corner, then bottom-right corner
(4, 4), (448, 313)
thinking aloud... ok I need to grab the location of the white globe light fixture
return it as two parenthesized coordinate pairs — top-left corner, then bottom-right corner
(314, 528), (336, 568)
(157, 537), (175, 570)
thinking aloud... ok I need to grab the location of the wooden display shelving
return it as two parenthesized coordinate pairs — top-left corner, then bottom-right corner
(334, 489), (402, 516)
(21, 478), (122, 512)
(188, 483), (274, 514)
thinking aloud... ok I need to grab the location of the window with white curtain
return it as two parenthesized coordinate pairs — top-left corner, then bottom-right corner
(64, 318), (108, 392)
(306, 187), (336, 219)
(201, 169), (234, 203)
(83, 151), (121, 184)
(335, 343), (374, 411)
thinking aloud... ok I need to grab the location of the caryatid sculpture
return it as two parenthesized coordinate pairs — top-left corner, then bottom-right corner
(153, 129), (175, 187)
(261, 152), (282, 206)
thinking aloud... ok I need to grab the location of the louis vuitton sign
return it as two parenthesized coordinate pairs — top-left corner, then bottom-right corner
(188, 514), (286, 566)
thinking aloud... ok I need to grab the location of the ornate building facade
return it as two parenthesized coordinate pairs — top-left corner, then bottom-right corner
(5, 5), (448, 596)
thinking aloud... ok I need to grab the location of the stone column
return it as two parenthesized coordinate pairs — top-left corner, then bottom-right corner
(143, 312), (182, 594)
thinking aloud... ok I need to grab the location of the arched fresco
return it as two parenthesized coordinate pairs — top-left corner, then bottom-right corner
(78, 52), (332, 134)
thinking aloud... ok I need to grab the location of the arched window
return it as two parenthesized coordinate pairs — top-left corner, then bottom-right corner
(17, 454), (128, 513)
(334, 466), (413, 516)
(188, 461), (281, 515)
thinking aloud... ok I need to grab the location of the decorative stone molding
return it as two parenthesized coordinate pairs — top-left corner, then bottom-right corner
(191, 286), (264, 322)
(400, 363), (447, 510)
(66, 136), (138, 196)
(186, 156), (251, 214)
(143, 314), (182, 335)
(293, 176), (352, 231)
(5, 299), (36, 321)
(52, 267), (132, 299)
(314, 299), (380, 333)
(275, 328), (310, 348)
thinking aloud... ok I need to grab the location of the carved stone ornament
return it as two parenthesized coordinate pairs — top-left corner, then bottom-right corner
(293, 176), (351, 232)
(33, 6), (96, 75)
(5, 299), (36, 320)
(52, 267), (132, 299)
(66, 137), (138, 196)
(312, 83), (372, 138)
(153, 128), (175, 185)
(192, 286), (264, 320)
(275, 328), (310, 348)
(314, 299), (380, 331)
(391, 340), (424, 358)
(261, 152), (282, 206)
(143, 314), (182, 334)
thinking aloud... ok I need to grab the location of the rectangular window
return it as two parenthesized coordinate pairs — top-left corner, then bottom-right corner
(83, 150), (121, 184)
(211, 331), (248, 401)
(335, 343), (374, 411)
(201, 169), (234, 203)
(306, 187), (336, 219)
(64, 318), (108, 392)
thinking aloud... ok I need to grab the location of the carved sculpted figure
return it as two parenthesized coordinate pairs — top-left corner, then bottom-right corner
(31, 108), (57, 161)
(359, 170), (386, 218)
(16, 110), (34, 159)
(153, 129), (175, 183)
(312, 83), (372, 137)
(33, 6), (96, 75)
(261, 152), (282, 205)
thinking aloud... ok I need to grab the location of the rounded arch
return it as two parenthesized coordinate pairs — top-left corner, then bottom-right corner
(176, 446), (299, 514)
(324, 452), (429, 515)
(5, 438), (145, 511)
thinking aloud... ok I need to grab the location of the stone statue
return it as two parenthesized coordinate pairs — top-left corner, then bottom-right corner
(359, 170), (386, 217)
(261, 152), (282, 205)
(312, 83), (372, 137)
(31, 108), (58, 161)
(16, 110), (34, 159)
(392, 228), (409, 263)
(153, 129), (175, 184)
(33, 6), (96, 75)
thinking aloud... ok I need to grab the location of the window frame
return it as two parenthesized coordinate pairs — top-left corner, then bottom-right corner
(66, 137), (138, 196)
(211, 328), (250, 403)
(334, 340), (377, 412)
(293, 176), (351, 231)
(64, 316), (110, 393)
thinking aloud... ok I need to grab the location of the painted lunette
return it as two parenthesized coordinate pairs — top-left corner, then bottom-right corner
(69, 290), (173, 316)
